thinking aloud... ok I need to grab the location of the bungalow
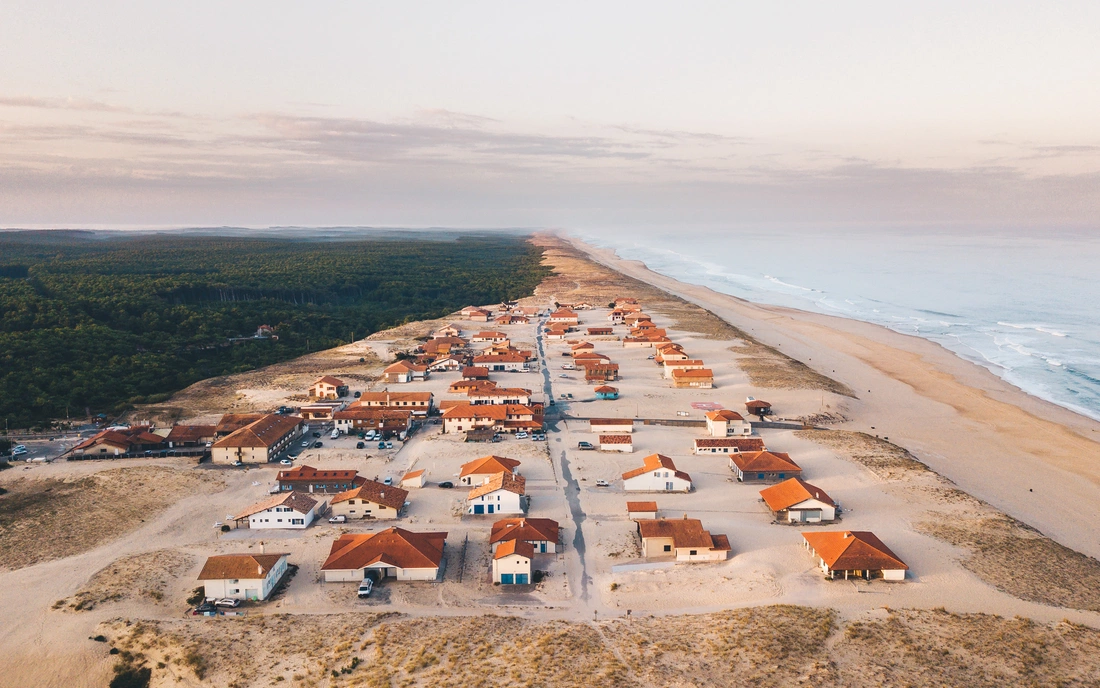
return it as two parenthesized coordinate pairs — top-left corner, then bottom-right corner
(490, 517), (560, 554)
(637, 518), (731, 562)
(462, 366), (491, 380)
(622, 454), (693, 492)
(574, 351), (611, 364)
(198, 553), (289, 601)
(705, 410), (753, 437)
(214, 413), (264, 437)
(449, 379), (497, 394)
(663, 360), (706, 379)
(599, 434), (634, 453)
(467, 472), (526, 515)
(672, 368), (715, 389)
(585, 364), (620, 382)
(746, 399), (773, 417)
(298, 402), (344, 421)
(655, 349), (690, 364)
(589, 418), (634, 434)
(330, 480), (409, 520)
(471, 331), (509, 343)
(468, 387), (533, 406)
(459, 455), (521, 486)
(432, 324), (464, 338)
(623, 337), (658, 348)
(277, 465), (365, 494)
(492, 540), (534, 584)
(442, 404), (542, 435)
(587, 326), (614, 336)
(234, 492), (319, 530)
(211, 414), (304, 464)
(622, 313), (651, 325)
(627, 501), (658, 520)
(619, 302), (643, 313)
(692, 437), (767, 455)
(422, 337), (468, 356)
(401, 469), (426, 489)
(353, 391), (434, 416)
(545, 324), (571, 340)
(729, 451), (802, 483)
(383, 360), (428, 383)
(495, 314), (530, 325)
(594, 385), (620, 400)
(760, 478), (837, 523)
(71, 427), (167, 457)
(613, 297), (639, 307)
(607, 310), (625, 324)
(164, 424), (216, 448)
(472, 352), (527, 372)
(310, 376), (349, 400)
(570, 341), (595, 355)
(802, 531), (908, 581)
(427, 356), (465, 373)
(322, 528), (447, 582)
(332, 409), (410, 438)
(548, 309), (580, 325)
(460, 305), (492, 321)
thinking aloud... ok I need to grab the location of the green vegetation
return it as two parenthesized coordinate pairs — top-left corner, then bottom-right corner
(0, 230), (549, 428)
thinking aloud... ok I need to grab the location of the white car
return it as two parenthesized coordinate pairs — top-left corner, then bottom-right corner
(214, 598), (241, 608)
(515, 432), (529, 439)
(365, 430), (376, 440)
(279, 459), (293, 466)
(330, 429), (340, 440)
(301, 440), (310, 447)
(357, 578), (374, 598)
(329, 514), (347, 523)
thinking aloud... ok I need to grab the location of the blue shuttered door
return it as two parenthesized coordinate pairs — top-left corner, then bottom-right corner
(501, 573), (514, 584)
(516, 573), (529, 584)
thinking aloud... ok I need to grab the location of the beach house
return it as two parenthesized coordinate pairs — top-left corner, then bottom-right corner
(329, 480), (409, 520)
(729, 451), (803, 483)
(802, 531), (908, 581)
(705, 410), (753, 437)
(197, 553), (289, 601)
(760, 478), (837, 523)
(466, 472), (526, 515)
(489, 517), (560, 554)
(233, 492), (319, 530)
(459, 455), (521, 486)
(310, 376), (348, 400)
(637, 518), (731, 562)
(492, 540), (534, 585)
(622, 454), (693, 492)
(321, 528), (447, 582)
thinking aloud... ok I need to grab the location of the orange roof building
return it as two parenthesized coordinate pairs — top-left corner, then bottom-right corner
(321, 528), (448, 582)
(760, 478), (837, 523)
(637, 517), (731, 561)
(330, 480), (409, 520)
(623, 454), (692, 492)
(490, 517), (560, 553)
(467, 472), (527, 515)
(459, 455), (521, 485)
(729, 451), (802, 483)
(211, 414), (304, 464)
(197, 553), (290, 601)
(802, 531), (908, 581)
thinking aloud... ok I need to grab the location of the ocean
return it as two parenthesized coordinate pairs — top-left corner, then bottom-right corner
(577, 227), (1100, 422)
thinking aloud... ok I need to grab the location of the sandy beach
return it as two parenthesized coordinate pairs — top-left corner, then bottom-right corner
(565, 234), (1100, 561)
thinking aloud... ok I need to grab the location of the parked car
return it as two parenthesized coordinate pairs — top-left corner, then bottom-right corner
(561, 363), (575, 370)
(595, 479), (610, 487)
(279, 459), (293, 466)
(313, 441), (323, 448)
(214, 598), (241, 608)
(330, 429), (341, 440)
(385, 441), (393, 449)
(357, 432), (366, 439)
(301, 440), (310, 447)
(438, 481), (454, 489)
(647, 354), (656, 360)
(356, 441), (365, 449)
(192, 602), (217, 615)
(378, 441), (386, 450)
(532, 433), (546, 441)
(577, 441), (595, 450)
(312, 431), (321, 438)
(515, 431), (529, 439)
(354, 391), (362, 398)
(559, 374), (570, 379)
(357, 578), (374, 598)
(329, 514), (347, 524)
(232, 460), (243, 467)
(365, 430), (377, 440)
(383, 477), (393, 485)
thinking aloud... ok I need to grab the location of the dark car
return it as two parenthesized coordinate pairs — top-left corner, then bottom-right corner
(577, 441), (595, 450)
(313, 441), (323, 448)
(312, 431), (321, 438)
(354, 391), (362, 398)
(378, 441), (386, 450)
(438, 481), (454, 489)
(356, 441), (365, 449)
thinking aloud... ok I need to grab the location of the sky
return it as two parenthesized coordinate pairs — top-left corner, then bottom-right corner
(2, 1), (1099, 229)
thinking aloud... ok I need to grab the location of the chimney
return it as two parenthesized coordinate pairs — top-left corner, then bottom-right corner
(260, 541), (266, 553)
(843, 532), (851, 538)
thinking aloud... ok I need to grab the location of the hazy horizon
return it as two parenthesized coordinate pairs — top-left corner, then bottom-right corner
(3, 2), (1100, 230)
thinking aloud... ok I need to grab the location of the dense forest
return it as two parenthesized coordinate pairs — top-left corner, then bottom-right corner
(0, 231), (550, 429)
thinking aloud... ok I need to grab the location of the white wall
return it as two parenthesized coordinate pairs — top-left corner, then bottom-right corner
(492, 554), (532, 583)
(624, 472), (692, 492)
(248, 505), (315, 529)
(467, 490), (524, 514)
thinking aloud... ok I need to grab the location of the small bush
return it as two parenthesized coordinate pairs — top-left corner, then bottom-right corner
(109, 664), (151, 688)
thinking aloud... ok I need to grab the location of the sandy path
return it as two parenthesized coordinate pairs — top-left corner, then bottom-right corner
(568, 236), (1100, 559)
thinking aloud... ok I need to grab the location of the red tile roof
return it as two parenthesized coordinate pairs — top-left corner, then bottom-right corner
(468, 471), (527, 499)
(493, 539), (535, 560)
(600, 434), (633, 444)
(322, 528), (447, 571)
(198, 553), (288, 580)
(694, 438), (767, 452)
(233, 492), (318, 520)
(622, 454), (691, 482)
(212, 414), (303, 449)
(730, 451), (802, 473)
(802, 531), (908, 571)
(459, 455), (521, 477)
(760, 478), (835, 512)
(278, 465), (360, 482)
(706, 410), (745, 422)
(626, 501), (658, 513)
(490, 517), (559, 545)
(637, 518), (729, 551)
(331, 480), (409, 510)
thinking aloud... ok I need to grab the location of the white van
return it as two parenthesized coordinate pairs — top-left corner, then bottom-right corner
(365, 429), (376, 441)
(560, 363), (576, 370)
(330, 429), (341, 440)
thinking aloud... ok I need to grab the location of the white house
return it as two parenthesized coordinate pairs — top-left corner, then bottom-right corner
(401, 469), (426, 488)
(467, 472), (526, 515)
(459, 455), (521, 486)
(692, 437), (766, 455)
(760, 478), (837, 523)
(383, 360), (428, 383)
(489, 517), (559, 554)
(705, 410), (753, 437)
(197, 553), (289, 601)
(329, 480), (409, 520)
(599, 434), (634, 453)
(801, 531), (908, 581)
(233, 492), (319, 530)
(662, 359), (706, 379)
(427, 356), (464, 372)
(322, 528), (447, 582)
(492, 540), (534, 584)
(589, 418), (634, 434)
(211, 414), (304, 465)
(622, 453), (693, 492)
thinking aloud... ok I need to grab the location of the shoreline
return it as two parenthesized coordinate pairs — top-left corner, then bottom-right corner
(560, 233), (1100, 559)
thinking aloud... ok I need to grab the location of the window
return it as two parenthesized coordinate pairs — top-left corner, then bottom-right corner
(663, 545), (672, 552)
(689, 550), (697, 556)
